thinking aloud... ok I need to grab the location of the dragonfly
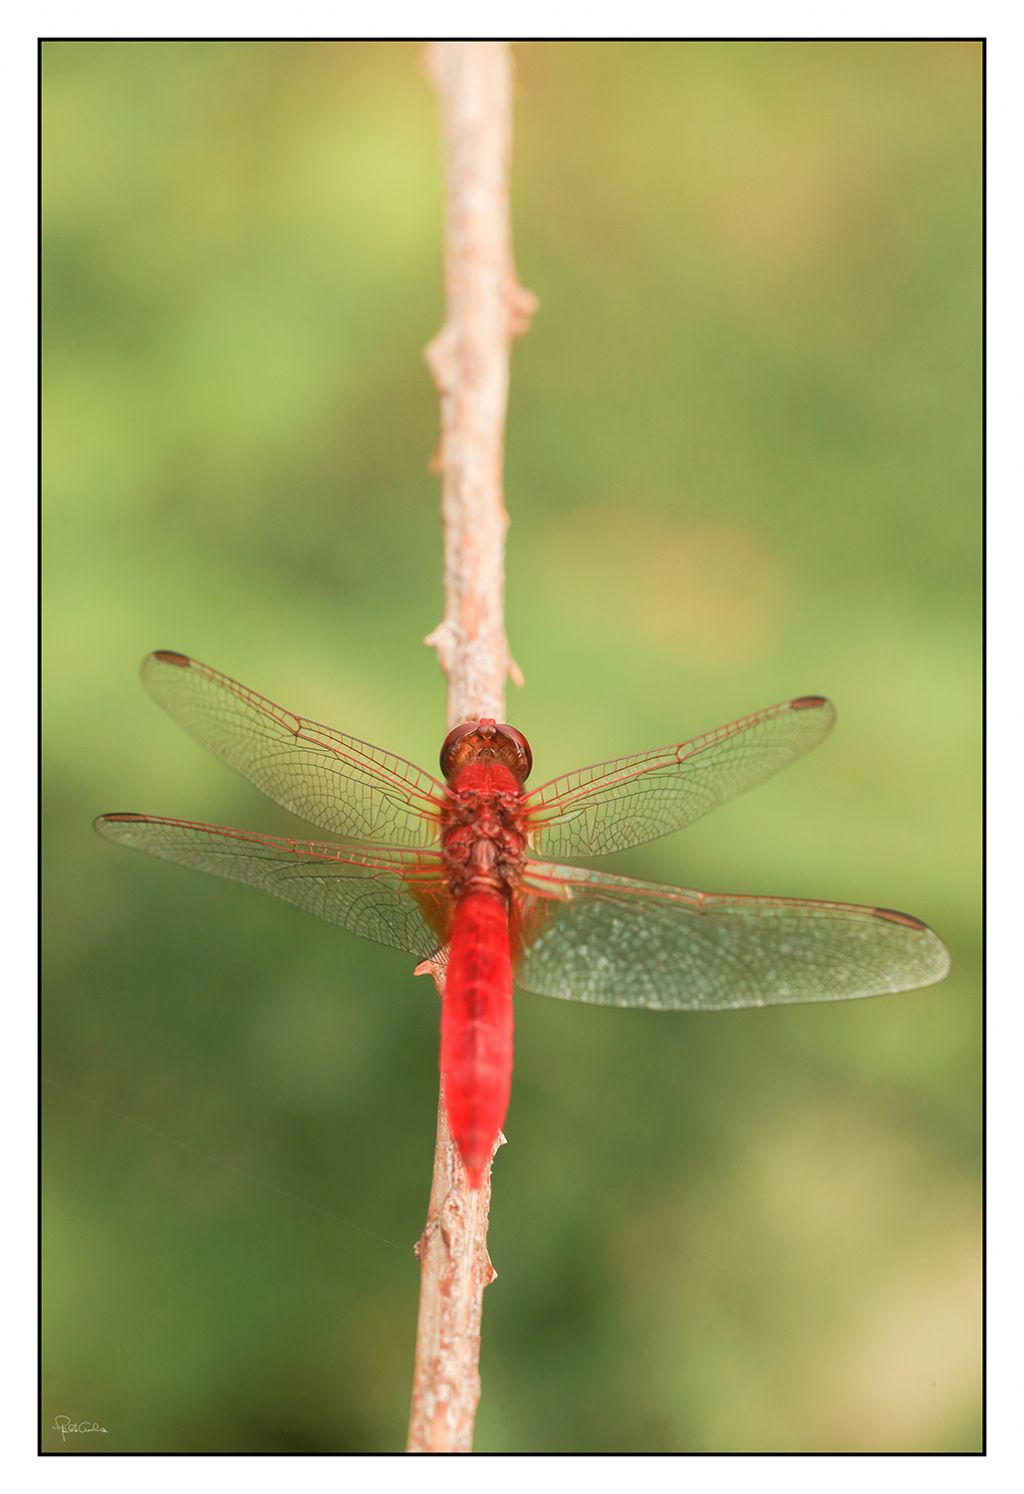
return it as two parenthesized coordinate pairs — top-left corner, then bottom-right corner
(96, 652), (950, 1188)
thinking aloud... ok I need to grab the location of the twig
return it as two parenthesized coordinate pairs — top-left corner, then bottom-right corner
(407, 41), (536, 1455)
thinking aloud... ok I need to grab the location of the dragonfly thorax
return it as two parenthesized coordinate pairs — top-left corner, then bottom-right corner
(441, 760), (527, 899)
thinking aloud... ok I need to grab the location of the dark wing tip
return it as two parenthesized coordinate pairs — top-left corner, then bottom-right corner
(95, 812), (149, 840)
(790, 695), (830, 711)
(872, 905), (929, 931)
(150, 650), (191, 667)
(871, 907), (952, 984)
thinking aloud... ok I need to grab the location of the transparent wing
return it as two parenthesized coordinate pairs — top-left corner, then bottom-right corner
(524, 696), (835, 858)
(95, 813), (450, 959)
(140, 651), (446, 846)
(515, 861), (950, 1010)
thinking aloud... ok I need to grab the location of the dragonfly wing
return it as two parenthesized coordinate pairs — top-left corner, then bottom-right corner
(524, 696), (835, 858)
(516, 861), (950, 1010)
(95, 814), (450, 959)
(140, 651), (446, 846)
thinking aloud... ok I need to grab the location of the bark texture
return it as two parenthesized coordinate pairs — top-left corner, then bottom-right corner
(407, 40), (535, 1455)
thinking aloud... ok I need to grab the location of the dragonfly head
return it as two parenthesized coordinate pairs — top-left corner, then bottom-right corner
(440, 718), (533, 785)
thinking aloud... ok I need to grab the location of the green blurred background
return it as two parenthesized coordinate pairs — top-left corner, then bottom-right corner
(42, 40), (981, 1453)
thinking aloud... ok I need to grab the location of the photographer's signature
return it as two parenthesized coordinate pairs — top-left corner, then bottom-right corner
(52, 1415), (108, 1443)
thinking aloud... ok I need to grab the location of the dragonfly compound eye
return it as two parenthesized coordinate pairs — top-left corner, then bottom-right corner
(440, 720), (533, 783)
(494, 724), (532, 782)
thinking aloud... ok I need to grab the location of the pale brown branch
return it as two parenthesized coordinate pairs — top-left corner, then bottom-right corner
(407, 41), (536, 1455)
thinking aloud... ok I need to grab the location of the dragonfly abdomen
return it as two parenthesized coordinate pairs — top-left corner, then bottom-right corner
(438, 753), (528, 1185)
(442, 889), (514, 1187)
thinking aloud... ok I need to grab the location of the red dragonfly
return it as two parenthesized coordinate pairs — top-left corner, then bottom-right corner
(96, 652), (950, 1187)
